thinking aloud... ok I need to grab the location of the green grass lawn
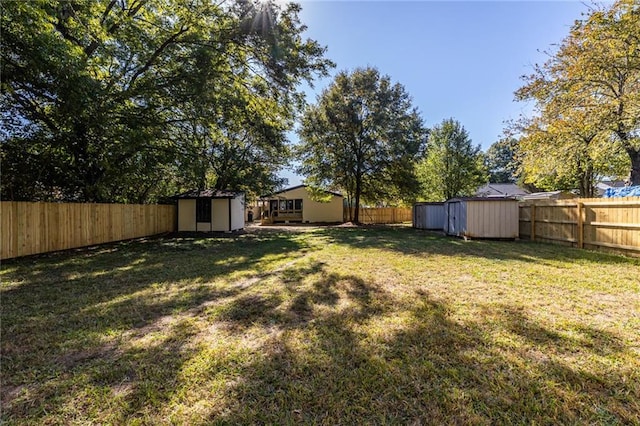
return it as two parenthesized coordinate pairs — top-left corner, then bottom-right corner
(2, 225), (639, 425)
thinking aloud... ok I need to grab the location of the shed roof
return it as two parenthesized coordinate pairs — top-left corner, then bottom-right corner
(446, 196), (518, 203)
(261, 184), (343, 198)
(414, 202), (445, 206)
(174, 189), (244, 199)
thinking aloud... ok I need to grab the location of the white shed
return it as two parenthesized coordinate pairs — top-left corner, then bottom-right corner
(176, 190), (245, 232)
(413, 202), (445, 230)
(444, 197), (519, 239)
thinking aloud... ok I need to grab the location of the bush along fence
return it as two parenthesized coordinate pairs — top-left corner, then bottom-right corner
(518, 197), (640, 256)
(1, 202), (176, 260)
(343, 207), (412, 224)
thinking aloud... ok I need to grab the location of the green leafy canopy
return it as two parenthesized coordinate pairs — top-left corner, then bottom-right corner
(417, 118), (487, 201)
(1, 0), (333, 202)
(295, 67), (427, 222)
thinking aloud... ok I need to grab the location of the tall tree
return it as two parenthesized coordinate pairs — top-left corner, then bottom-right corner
(418, 118), (487, 201)
(514, 107), (628, 197)
(1, 0), (332, 202)
(516, 0), (640, 186)
(485, 137), (520, 184)
(296, 67), (426, 223)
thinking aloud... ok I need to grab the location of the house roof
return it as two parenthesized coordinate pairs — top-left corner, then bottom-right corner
(174, 189), (244, 199)
(261, 184), (343, 198)
(475, 183), (530, 197)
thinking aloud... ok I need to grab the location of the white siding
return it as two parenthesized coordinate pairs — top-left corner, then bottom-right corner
(211, 199), (228, 231)
(230, 195), (244, 231)
(178, 199), (196, 231)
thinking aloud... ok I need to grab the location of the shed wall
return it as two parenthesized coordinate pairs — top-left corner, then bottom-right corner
(211, 199), (228, 231)
(196, 222), (211, 232)
(466, 201), (519, 238)
(413, 203), (445, 230)
(178, 199), (196, 231)
(230, 196), (244, 231)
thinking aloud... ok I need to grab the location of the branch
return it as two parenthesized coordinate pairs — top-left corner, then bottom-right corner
(85, 0), (147, 57)
(126, 25), (189, 89)
(11, 92), (60, 135)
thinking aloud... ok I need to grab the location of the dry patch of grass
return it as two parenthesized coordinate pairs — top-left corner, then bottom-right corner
(2, 226), (639, 424)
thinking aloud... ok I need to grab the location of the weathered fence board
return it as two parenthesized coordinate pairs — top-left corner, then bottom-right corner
(1, 202), (176, 260)
(343, 207), (412, 224)
(519, 197), (640, 255)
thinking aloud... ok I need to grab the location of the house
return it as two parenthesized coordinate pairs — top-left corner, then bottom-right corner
(260, 185), (343, 224)
(475, 183), (530, 198)
(175, 189), (245, 232)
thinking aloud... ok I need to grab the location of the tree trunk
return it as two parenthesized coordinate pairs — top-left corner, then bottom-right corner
(578, 160), (594, 198)
(628, 148), (640, 186)
(354, 179), (361, 224)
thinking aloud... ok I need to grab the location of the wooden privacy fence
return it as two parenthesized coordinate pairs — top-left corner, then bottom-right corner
(519, 197), (640, 255)
(1, 202), (177, 260)
(343, 207), (412, 224)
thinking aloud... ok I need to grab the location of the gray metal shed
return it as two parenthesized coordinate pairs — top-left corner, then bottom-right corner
(444, 197), (519, 239)
(413, 202), (445, 230)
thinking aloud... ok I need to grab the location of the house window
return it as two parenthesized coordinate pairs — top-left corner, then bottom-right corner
(196, 198), (211, 222)
(294, 199), (302, 210)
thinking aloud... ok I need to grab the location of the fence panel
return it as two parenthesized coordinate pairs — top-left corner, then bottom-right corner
(519, 197), (640, 255)
(343, 207), (412, 224)
(1, 202), (177, 260)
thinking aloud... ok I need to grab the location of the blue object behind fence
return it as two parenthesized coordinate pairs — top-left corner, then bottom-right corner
(603, 186), (640, 198)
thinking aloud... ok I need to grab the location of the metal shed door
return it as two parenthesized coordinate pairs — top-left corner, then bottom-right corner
(448, 202), (460, 235)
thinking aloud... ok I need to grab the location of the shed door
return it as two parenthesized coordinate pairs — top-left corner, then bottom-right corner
(448, 202), (460, 235)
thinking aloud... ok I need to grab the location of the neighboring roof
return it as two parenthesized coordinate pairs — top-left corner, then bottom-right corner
(597, 180), (627, 189)
(261, 184), (343, 198)
(475, 183), (530, 197)
(521, 191), (576, 200)
(596, 180), (628, 196)
(414, 202), (445, 206)
(174, 189), (244, 199)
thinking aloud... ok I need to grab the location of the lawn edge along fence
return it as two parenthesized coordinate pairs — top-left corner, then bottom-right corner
(1, 202), (177, 260)
(519, 197), (640, 256)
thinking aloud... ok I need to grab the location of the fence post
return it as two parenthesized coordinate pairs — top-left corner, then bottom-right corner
(530, 204), (536, 241)
(577, 202), (584, 249)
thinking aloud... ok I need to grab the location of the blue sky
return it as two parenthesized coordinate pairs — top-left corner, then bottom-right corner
(282, 1), (590, 186)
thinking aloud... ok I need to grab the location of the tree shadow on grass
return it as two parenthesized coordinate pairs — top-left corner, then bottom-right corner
(2, 228), (638, 424)
(1, 232), (311, 423)
(210, 281), (638, 424)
